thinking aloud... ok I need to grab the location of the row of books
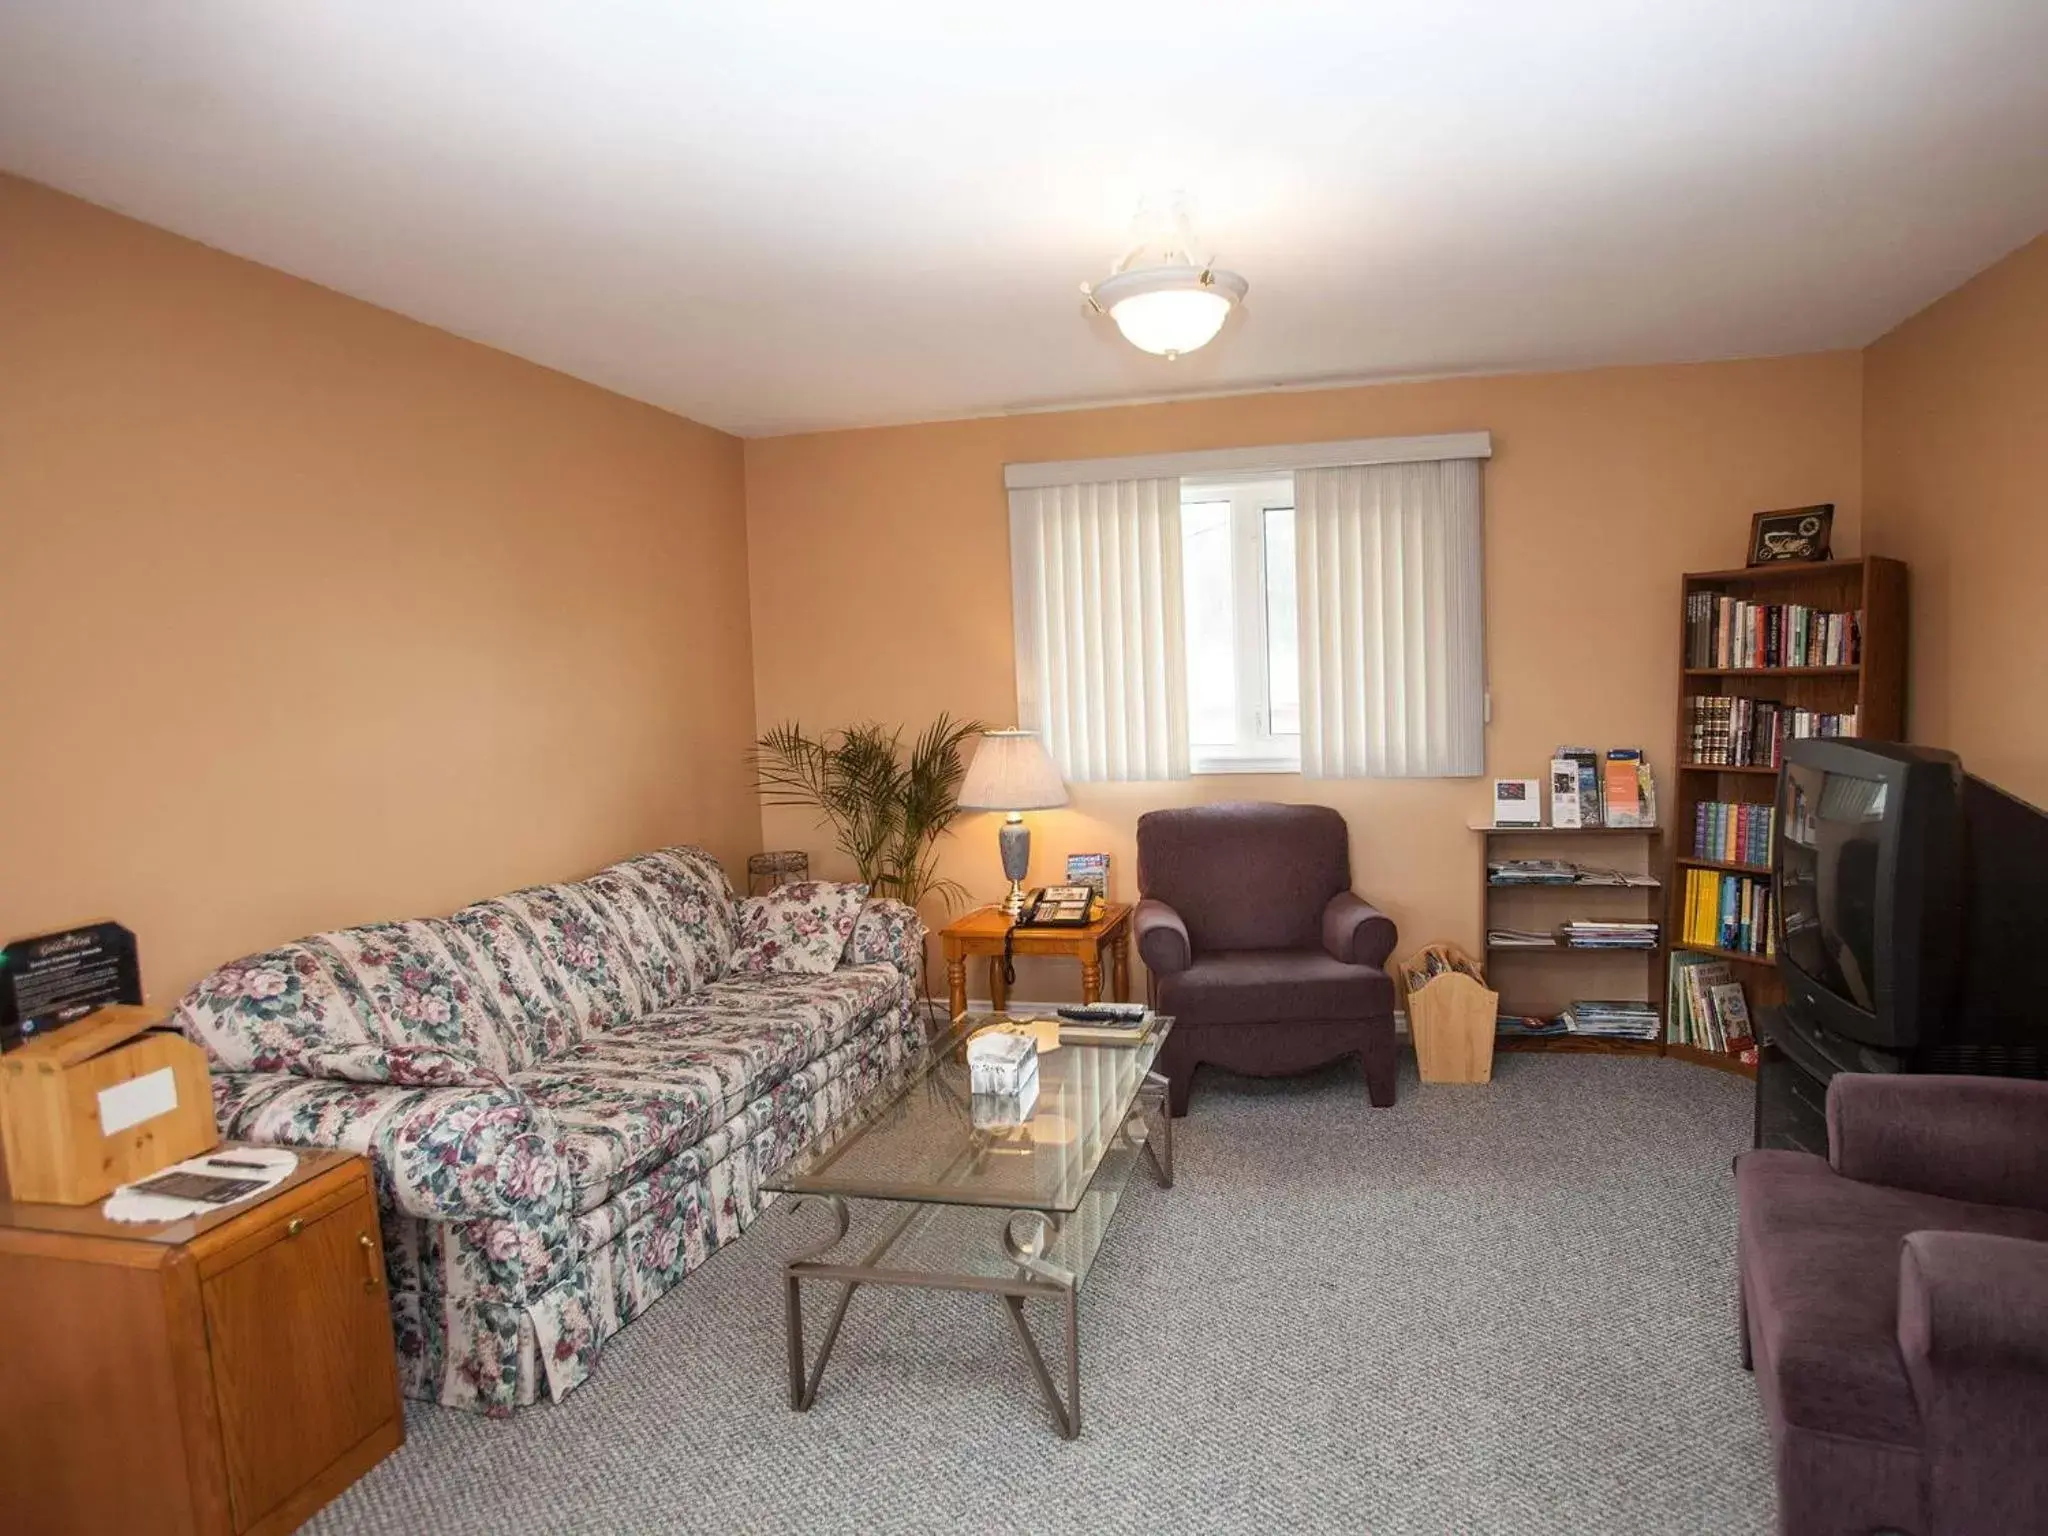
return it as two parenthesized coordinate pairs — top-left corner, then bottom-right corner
(1560, 920), (1660, 950)
(1548, 747), (1657, 829)
(1685, 594), (1863, 670)
(1679, 869), (1777, 957)
(1558, 1000), (1661, 1040)
(1494, 1001), (1661, 1041)
(1683, 695), (1859, 769)
(1693, 800), (1777, 867)
(1487, 860), (1657, 888)
(1667, 953), (1759, 1060)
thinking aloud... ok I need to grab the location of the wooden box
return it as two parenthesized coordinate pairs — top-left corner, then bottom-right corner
(1403, 941), (1499, 1085)
(0, 1004), (218, 1204)
(0, 1149), (404, 1535)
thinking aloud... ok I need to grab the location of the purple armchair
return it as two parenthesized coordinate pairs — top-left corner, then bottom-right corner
(1736, 1073), (2048, 1536)
(1133, 802), (1399, 1117)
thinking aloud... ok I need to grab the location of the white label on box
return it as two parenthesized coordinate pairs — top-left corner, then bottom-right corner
(98, 1066), (178, 1135)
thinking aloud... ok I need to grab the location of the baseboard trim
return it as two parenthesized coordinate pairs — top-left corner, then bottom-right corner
(951, 1000), (1412, 1034)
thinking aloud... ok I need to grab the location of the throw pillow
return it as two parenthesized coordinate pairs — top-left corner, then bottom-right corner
(728, 881), (870, 976)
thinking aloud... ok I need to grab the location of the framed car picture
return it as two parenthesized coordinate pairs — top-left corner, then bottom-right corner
(1747, 504), (1834, 566)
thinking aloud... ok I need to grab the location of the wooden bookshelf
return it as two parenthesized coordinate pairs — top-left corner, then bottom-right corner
(1477, 823), (1663, 1057)
(1666, 555), (1908, 1078)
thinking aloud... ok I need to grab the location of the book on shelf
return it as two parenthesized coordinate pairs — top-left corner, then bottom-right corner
(1548, 757), (1583, 828)
(1665, 952), (1759, 1059)
(1487, 928), (1558, 948)
(1497, 1013), (1568, 1038)
(1602, 749), (1647, 827)
(1557, 747), (1601, 825)
(1683, 695), (1859, 769)
(1692, 800), (1777, 866)
(1685, 594), (1863, 670)
(1560, 919), (1660, 950)
(1488, 858), (1579, 885)
(1709, 983), (1756, 1056)
(1680, 868), (1776, 957)
(1558, 1000), (1660, 1041)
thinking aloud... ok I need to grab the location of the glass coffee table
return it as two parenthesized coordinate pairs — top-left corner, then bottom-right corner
(764, 1011), (1173, 1439)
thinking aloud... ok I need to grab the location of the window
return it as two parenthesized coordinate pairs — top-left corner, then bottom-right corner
(1180, 476), (1299, 773)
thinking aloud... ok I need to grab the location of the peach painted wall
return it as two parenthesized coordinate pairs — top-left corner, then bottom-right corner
(0, 175), (762, 1004)
(745, 354), (1865, 1000)
(1864, 233), (2048, 805)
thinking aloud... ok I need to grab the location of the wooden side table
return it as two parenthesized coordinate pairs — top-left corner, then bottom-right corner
(0, 1146), (404, 1536)
(940, 901), (1133, 1018)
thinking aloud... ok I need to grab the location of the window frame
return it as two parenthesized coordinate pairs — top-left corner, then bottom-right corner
(1180, 475), (1301, 776)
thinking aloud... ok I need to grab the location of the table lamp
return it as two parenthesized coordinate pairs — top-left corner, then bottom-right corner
(956, 729), (1069, 917)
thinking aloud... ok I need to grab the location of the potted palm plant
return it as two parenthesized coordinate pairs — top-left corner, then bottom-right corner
(748, 714), (984, 911)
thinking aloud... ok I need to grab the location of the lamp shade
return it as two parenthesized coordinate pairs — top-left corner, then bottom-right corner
(957, 729), (1067, 812)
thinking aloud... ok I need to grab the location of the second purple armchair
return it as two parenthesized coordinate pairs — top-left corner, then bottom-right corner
(1134, 802), (1400, 1117)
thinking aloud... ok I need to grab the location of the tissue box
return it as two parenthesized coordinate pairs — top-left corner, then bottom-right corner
(971, 1071), (1041, 1130)
(967, 1026), (1038, 1096)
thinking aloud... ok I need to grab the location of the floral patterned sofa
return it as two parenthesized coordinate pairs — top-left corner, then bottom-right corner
(173, 847), (925, 1417)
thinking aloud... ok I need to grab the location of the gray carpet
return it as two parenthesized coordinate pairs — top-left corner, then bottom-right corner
(311, 1054), (1773, 1535)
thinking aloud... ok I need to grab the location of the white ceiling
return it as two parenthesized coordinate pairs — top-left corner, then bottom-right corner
(3, 3), (2046, 437)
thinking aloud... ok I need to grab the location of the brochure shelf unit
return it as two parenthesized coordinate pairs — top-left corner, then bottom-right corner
(1666, 556), (1908, 1079)
(1474, 823), (1664, 1057)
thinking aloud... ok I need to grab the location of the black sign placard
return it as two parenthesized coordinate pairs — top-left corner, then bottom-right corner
(0, 921), (142, 1049)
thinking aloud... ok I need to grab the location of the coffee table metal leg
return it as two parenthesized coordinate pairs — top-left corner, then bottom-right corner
(1129, 1070), (1173, 1188)
(999, 1288), (1081, 1440)
(1000, 1210), (1081, 1439)
(784, 1194), (851, 1411)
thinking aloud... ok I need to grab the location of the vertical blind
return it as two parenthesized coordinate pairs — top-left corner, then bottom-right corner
(1294, 459), (1485, 777)
(1008, 478), (1190, 781)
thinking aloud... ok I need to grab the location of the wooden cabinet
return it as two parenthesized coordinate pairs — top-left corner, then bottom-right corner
(0, 1149), (403, 1536)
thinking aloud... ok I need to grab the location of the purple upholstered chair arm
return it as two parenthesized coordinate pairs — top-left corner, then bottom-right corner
(1134, 897), (1192, 975)
(1321, 892), (1398, 971)
(1898, 1231), (2048, 1532)
(1827, 1074), (2048, 1211)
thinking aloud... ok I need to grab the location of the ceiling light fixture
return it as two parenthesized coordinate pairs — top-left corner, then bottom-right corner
(1082, 201), (1248, 360)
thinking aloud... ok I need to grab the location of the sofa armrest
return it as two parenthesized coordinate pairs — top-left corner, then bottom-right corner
(1898, 1231), (2048, 1531)
(848, 896), (927, 980)
(1828, 1074), (2048, 1210)
(1322, 892), (1398, 970)
(212, 1071), (571, 1225)
(1134, 898), (1191, 975)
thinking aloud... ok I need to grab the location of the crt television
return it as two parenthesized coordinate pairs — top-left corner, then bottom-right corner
(1773, 738), (1964, 1052)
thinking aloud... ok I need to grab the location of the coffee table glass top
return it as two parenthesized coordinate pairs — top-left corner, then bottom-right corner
(765, 1012), (1170, 1215)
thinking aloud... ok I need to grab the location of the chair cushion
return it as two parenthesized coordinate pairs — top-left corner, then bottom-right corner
(511, 963), (900, 1212)
(1135, 802), (1351, 952)
(1737, 1149), (2048, 1447)
(1154, 948), (1394, 1028)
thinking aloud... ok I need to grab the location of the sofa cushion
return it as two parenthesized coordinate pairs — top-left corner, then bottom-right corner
(588, 847), (740, 996)
(510, 963), (901, 1212)
(1154, 948), (1395, 1028)
(177, 921), (515, 1085)
(729, 881), (869, 976)
(1737, 1149), (2048, 1447)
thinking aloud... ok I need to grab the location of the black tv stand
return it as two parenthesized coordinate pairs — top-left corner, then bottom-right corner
(1754, 1005), (1908, 1155)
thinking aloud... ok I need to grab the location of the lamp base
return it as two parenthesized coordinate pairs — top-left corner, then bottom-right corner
(997, 815), (1030, 917)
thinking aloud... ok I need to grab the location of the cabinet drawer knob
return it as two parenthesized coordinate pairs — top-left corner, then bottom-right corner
(359, 1230), (381, 1293)
(286, 1217), (303, 1237)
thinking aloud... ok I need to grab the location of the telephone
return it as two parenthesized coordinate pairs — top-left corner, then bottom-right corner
(1016, 885), (1097, 927)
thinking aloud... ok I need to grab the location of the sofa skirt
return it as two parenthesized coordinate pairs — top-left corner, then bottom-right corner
(390, 1008), (917, 1415)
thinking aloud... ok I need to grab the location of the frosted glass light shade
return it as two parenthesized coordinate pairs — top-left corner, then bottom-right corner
(957, 729), (1068, 811)
(1091, 263), (1247, 358)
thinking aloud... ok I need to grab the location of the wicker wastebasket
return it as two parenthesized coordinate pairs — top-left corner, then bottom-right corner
(1401, 940), (1498, 1084)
